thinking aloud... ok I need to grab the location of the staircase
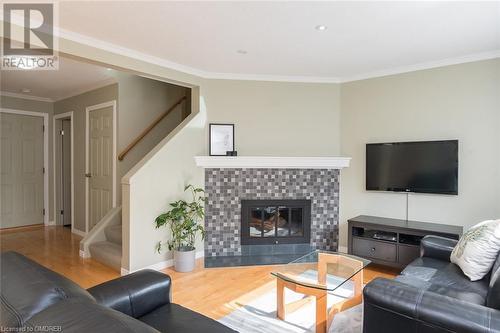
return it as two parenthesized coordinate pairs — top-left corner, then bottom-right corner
(80, 95), (189, 273)
(89, 224), (122, 271)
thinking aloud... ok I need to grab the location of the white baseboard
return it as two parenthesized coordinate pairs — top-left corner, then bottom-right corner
(47, 220), (55, 226)
(72, 228), (86, 237)
(79, 250), (90, 258)
(121, 250), (204, 276)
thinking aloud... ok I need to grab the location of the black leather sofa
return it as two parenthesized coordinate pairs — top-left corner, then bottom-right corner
(0, 251), (236, 333)
(363, 235), (500, 333)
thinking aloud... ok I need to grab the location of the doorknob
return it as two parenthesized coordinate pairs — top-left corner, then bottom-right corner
(85, 173), (92, 178)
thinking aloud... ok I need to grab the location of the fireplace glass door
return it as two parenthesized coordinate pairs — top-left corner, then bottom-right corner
(242, 200), (311, 245)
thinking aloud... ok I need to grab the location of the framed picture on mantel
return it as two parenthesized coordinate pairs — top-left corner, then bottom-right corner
(209, 123), (235, 156)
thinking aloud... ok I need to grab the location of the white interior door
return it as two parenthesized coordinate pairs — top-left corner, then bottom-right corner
(87, 104), (114, 230)
(1, 113), (44, 228)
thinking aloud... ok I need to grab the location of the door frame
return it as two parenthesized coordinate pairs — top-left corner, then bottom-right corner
(52, 112), (79, 235)
(0, 108), (49, 226)
(85, 100), (117, 233)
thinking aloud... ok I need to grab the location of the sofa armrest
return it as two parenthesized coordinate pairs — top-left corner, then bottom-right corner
(363, 278), (500, 333)
(420, 235), (458, 262)
(87, 269), (171, 318)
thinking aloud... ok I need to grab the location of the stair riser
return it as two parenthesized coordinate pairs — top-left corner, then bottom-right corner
(104, 226), (122, 245)
(89, 242), (122, 271)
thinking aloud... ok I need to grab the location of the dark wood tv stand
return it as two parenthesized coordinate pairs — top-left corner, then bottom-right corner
(347, 215), (463, 269)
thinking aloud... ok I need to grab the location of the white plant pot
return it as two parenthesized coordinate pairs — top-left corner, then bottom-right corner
(174, 247), (196, 272)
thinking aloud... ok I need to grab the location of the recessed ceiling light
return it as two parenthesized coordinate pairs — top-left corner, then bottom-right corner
(236, 49), (248, 55)
(106, 68), (113, 71)
(21, 88), (31, 93)
(315, 25), (328, 31)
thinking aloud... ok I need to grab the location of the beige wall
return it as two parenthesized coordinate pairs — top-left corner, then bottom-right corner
(54, 84), (118, 232)
(339, 59), (500, 249)
(0, 96), (55, 223)
(204, 80), (341, 156)
(116, 73), (189, 204)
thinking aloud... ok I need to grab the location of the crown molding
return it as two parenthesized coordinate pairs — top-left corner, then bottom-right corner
(0, 91), (54, 103)
(0, 19), (483, 84)
(338, 50), (500, 83)
(56, 28), (213, 79)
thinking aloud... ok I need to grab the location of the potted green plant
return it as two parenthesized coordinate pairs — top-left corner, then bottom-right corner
(154, 185), (206, 272)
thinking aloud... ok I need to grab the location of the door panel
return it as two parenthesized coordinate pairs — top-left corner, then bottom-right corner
(88, 105), (114, 230)
(0, 113), (44, 228)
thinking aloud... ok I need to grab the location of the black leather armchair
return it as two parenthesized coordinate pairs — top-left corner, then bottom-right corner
(1, 251), (236, 333)
(363, 235), (500, 333)
(88, 269), (172, 318)
(88, 269), (236, 332)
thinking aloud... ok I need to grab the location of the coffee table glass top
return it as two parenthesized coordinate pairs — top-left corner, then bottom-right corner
(271, 250), (371, 291)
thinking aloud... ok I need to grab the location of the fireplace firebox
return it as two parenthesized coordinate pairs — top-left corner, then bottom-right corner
(241, 199), (311, 245)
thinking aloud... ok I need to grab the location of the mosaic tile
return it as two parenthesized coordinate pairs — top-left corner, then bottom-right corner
(204, 168), (340, 257)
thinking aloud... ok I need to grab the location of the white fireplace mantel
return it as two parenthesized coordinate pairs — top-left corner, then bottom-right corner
(194, 156), (351, 169)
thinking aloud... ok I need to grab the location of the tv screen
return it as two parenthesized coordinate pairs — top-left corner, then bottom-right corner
(366, 140), (458, 195)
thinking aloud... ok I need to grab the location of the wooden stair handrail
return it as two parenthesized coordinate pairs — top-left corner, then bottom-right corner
(118, 95), (187, 161)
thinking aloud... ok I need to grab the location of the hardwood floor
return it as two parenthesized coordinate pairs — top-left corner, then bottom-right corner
(0, 225), (119, 288)
(0, 225), (399, 320)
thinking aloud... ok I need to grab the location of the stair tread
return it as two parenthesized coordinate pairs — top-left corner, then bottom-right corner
(104, 224), (122, 245)
(89, 241), (122, 271)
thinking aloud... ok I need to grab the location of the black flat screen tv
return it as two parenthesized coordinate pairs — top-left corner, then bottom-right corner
(366, 140), (458, 195)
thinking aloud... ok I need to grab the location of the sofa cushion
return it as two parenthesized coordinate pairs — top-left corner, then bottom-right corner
(397, 257), (489, 305)
(138, 303), (236, 333)
(26, 299), (160, 333)
(450, 219), (500, 281)
(0, 252), (95, 328)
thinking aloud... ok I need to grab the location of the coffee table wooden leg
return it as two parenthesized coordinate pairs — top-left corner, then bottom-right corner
(315, 292), (327, 333)
(277, 278), (285, 320)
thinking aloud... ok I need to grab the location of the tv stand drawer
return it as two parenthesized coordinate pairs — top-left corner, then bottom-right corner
(352, 237), (397, 262)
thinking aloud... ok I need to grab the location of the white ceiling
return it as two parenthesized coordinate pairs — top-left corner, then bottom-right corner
(1, 56), (115, 101)
(56, 1), (500, 82)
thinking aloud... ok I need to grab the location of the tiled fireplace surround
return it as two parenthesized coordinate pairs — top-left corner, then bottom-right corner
(203, 167), (341, 263)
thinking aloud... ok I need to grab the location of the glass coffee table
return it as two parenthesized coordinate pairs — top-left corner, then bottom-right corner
(271, 250), (370, 333)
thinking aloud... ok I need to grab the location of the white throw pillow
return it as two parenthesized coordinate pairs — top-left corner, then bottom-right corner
(450, 219), (500, 281)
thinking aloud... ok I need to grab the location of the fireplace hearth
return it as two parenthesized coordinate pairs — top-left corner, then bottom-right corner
(241, 199), (311, 245)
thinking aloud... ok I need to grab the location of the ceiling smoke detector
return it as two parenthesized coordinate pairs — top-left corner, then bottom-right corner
(315, 25), (328, 31)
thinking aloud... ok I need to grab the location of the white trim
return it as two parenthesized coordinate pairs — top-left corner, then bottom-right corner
(53, 112), (77, 235)
(339, 245), (348, 254)
(0, 91), (54, 103)
(120, 251), (205, 275)
(207, 72), (340, 83)
(194, 156), (351, 169)
(339, 50), (500, 83)
(0, 108), (49, 225)
(57, 28), (211, 79)
(56, 21), (500, 83)
(85, 100), (117, 234)
(54, 25), (500, 83)
(5, 15), (500, 84)
(73, 228), (87, 238)
(47, 220), (56, 226)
